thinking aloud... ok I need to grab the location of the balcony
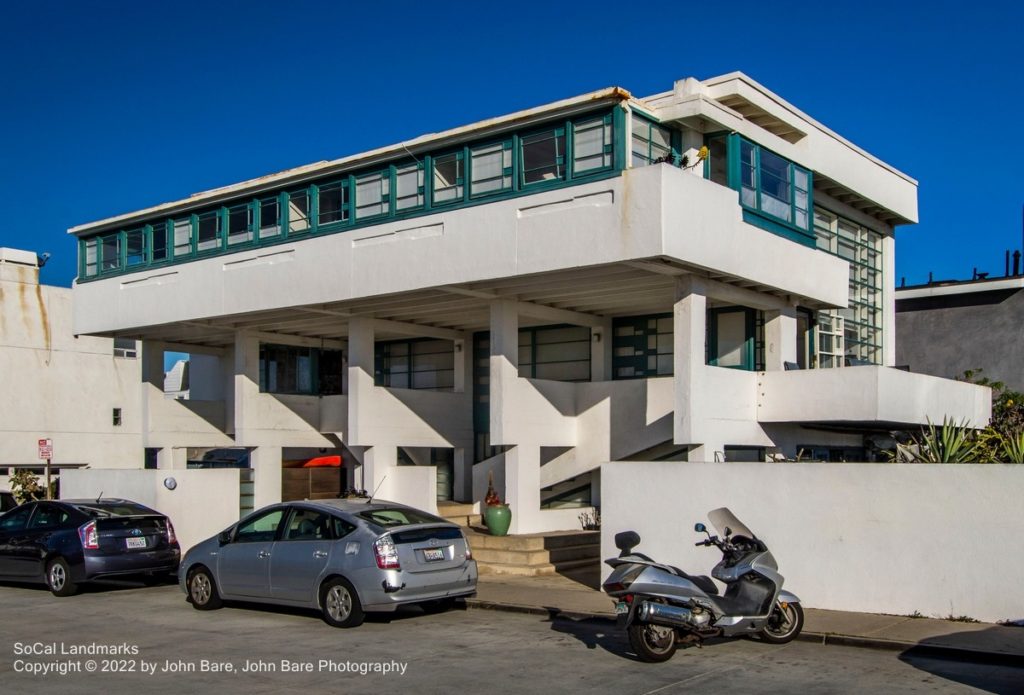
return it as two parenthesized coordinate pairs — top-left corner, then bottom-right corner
(756, 366), (990, 427)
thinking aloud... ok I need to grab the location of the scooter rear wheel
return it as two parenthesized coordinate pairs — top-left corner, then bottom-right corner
(627, 623), (678, 662)
(759, 601), (804, 644)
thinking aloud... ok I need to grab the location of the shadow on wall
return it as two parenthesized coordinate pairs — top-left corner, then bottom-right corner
(897, 625), (1024, 694)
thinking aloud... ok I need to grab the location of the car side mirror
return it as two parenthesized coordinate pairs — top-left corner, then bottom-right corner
(218, 529), (233, 545)
(694, 523), (706, 533)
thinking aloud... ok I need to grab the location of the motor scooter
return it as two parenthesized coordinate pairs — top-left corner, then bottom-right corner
(602, 507), (802, 662)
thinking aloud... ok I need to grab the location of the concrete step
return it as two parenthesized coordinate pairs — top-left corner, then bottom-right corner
(471, 542), (599, 566)
(437, 501), (476, 516)
(466, 529), (599, 552)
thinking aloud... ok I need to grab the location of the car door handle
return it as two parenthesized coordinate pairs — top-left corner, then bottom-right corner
(313, 550), (328, 559)
(258, 550), (271, 559)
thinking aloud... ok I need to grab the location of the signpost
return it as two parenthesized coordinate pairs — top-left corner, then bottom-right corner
(38, 438), (53, 500)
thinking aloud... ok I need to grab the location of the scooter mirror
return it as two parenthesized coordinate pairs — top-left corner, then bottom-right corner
(694, 523), (706, 533)
(724, 526), (732, 537)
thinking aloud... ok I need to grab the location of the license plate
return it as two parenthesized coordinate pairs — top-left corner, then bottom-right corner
(422, 547), (446, 562)
(125, 537), (147, 549)
(615, 602), (629, 615)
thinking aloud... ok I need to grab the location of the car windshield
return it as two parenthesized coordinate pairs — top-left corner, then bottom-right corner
(71, 502), (156, 518)
(707, 507), (756, 539)
(357, 508), (445, 528)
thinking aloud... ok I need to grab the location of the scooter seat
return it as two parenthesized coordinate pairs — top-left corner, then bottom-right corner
(668, 567), (719, 595)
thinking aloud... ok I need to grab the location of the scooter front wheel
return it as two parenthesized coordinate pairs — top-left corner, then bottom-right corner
(759, 601), (804, 644)
(627, 623), (678, 662)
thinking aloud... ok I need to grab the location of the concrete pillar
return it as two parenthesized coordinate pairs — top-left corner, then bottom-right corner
(489, 300), (519, 445)
(453, 447), (471, 503)
(591, 318), (613, 382)
(347, 318), (375, 446)
(688, 443), (725, 463)
(251, 445), (282, 508)
(139, 340), (165, 448)
(362, 445), (396, 498)
(674, 276), (707, 446)
(505, 446), (541, 535)
(764, 307), (798, 371)
(156, 447), (187, 470)
(232, 331), (260, 442)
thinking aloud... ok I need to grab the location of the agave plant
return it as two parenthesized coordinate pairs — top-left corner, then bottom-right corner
(998, 430), (1024, 463)
(895, 417), (979, 463)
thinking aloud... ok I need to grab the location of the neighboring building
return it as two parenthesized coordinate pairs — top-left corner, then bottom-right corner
(896, 272), (1024, 393)
(0, 247), (142, 488)
(68, 72), (988, 534)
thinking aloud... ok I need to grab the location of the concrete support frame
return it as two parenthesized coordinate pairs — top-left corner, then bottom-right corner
(764, 307), (798, 371)
(156, 447), (187, 470)
(250, 445), (282, 508)
(673, 276), (706, 449)
(232, 331), (260, 440)
(591, 317), (613, 382)
(140, 340), (164, 446)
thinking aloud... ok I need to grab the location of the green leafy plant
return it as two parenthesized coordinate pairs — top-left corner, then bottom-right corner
(895, 417), (978, 463)
(9, 468), (44, 504)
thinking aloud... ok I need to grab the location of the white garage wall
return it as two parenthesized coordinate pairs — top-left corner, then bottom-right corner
(60, 469), (242, 554)
(601, 462), (1024, 623)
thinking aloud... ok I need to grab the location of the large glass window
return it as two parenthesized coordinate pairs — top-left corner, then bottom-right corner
(173, 217), (193, 257)
(259, 343), (343, 395)
(394, 163), (424, 211)
(814, 209), (883, 365)
(150, 222), (168, 262)
(317, 181), (348, 226)
(631, 116), (672, 167)
(227, 204), (253, 246)
(259, 196), (281, 239)
(355, 171), (389, 218)
(706, 307), (764, 371)
(125, 228), (146, 267)
(518, 325), (591, 381)
(470, 142), (512, 196)
(287, 189), (311, 235)
(520, 127), (566, 185)
(101, 233), (121, 271)
(196, 211), (221, 252)
(83, 238), (98, 277)
(573, 115), (613, 174)
(432, 152), (463, 204)
(612, 315), (673, 379)
(375, 339), (454, 390)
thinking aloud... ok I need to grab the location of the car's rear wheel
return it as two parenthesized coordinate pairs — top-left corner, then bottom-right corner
(46, 557), (78, 597)
(321, 577), (364, 628)
(187, 566), (223, 610)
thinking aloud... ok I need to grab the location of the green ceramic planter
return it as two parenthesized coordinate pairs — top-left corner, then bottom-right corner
(484, 504), (512, 536)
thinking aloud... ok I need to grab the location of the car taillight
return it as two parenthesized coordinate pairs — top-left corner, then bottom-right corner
(373, 535), (400, 570)
(79, 521), (99, 550)
(462, 533), (473, 560)
(166, 519), (177, 545)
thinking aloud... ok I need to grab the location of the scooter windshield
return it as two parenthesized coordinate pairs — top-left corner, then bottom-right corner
(707, 507), (756, 539)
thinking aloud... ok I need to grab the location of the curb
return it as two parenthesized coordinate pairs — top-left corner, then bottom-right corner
(466, 599), (1021, 666)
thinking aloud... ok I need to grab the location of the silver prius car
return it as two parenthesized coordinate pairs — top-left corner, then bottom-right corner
(179, 499), (477, 627)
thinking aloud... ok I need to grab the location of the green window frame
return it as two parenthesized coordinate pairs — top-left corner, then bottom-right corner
(520, 126), (566, 186)
(374, 338), (455, 390)
(285, 188), (311, 236)
(630, 115), (673, 167)
(469, 141), (513, 197)
(706, 307), (764, 371)
(518, 324), (591, 382)
(612, 314), (673, 380)
(431, 151), (464, 205)
(316, 180), (349, 228)
(76, 106), (627, 281)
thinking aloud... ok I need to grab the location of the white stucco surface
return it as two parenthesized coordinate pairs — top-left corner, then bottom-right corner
(601, 461), (1022, 623)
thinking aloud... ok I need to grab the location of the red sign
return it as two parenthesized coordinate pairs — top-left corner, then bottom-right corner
(38, 438), (53, 460)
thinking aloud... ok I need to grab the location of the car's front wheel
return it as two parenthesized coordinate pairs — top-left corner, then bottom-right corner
(321, 577), (364, 628)
(46, 557), (78, 597)
(187, 566), (223, 610)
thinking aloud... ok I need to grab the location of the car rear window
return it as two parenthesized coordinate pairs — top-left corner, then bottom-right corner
(70, 503), (157, 518)
(357, 508), (446, 528)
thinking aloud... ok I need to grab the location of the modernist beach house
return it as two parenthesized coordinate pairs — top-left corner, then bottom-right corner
(69, 72), (988, 534)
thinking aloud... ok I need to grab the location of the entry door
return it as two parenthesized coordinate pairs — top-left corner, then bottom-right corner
(217, 507), (285, 598)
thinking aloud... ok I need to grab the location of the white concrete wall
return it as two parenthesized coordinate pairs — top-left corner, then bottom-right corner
(757, 367), (991, 427)
(60, 468), (242, 553)
(73, 168), (850, 338)
(1, 258), (142, 468)
(601, 462), (1023, 623)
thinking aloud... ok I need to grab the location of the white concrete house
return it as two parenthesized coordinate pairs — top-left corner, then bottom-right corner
(68, 72), (988, 534)
(0, 247), (143, 487)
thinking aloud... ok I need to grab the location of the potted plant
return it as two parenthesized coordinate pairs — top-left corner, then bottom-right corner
(483, 472), (511, 537)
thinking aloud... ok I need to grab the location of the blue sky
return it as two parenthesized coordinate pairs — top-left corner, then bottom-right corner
(2, 0), (1022, 292)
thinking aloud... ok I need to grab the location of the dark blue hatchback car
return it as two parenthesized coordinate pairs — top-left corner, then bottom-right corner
(0, 499), (180, 596)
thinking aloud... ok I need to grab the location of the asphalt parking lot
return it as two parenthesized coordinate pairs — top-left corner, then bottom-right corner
(0, 579), (1019, 694)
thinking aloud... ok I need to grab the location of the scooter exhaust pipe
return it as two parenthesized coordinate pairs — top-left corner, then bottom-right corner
(637, 601), (710, 629)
